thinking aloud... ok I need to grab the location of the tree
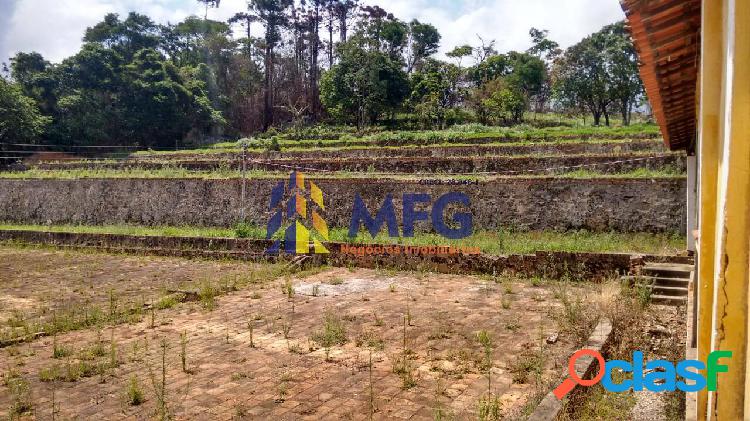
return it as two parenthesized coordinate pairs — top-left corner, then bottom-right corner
(409, 59), (461, 129)
(320, 37), (409, 129)
(527, 28), (560, 62)
(83, 13), (162, 60)
(447, 45), (473, 69)
(331, 0), (359, 43)
(249, 0), (293, 130)
(552, 21), (642, 126)
(484, 80), (526, 124)
(0, 78), (49, 144)
(603, 22), (643, 125)
(197, 0), (221, 19)
(406, 20), (440, 74)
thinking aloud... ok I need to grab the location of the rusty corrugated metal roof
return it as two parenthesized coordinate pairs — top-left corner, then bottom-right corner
(620, 0), (701, 152)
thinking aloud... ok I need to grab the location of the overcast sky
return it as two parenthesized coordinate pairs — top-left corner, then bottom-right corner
(0, 0), (627, 65)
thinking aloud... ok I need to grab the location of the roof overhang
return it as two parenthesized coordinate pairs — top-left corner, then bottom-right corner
(620, 0), (701, 152)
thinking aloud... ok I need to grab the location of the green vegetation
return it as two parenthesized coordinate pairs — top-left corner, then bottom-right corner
(0, 166), (683, 180)
(0, 223), (685, 255)
(0, 77), (50, 144)
(2, 1), (645, 151)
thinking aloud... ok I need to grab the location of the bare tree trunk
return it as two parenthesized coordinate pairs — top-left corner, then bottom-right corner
(263, 45), (274, 130)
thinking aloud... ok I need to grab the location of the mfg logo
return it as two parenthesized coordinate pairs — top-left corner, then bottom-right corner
(348, 192), (473, 240)
(266, 172), (474, 254)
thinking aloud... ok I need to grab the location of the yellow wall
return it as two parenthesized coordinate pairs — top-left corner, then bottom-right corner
(696, 0), (750, 419)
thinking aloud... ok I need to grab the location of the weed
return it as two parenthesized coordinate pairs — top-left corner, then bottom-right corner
(247, 320), (255, 348)
(368, 351), (376, 417)
(52, 335), (71, 359)
(325, 277), (344, 286)
(281, 319), (292, 340)
(355, 330), (385, 350)
(373, 311), (383, 327)
(235, 403), (248, 418)
(554, 285), (598, 346)
(501, 295), (512, 310)
(312, 311), (347, 361)
(505, 317), (521, 332)
(180, 331), (188, 373)
(281, 279), (295, 298)
(109, 329), (120, 368)
(477, 394), (502, 421)
(199, 282), (218, 310)
(127, 375), (145, 406)
(389, 283), (397, 293)
(148, 339), (170, 420)
(251, 291), (262, 300)
(231, 372), (249, 381)
(155, 294), (180, 310)
(5, 371), (32, 416)
(276, 381), (288, 403)
(476, 330), (493, 392)
(509, 347), (546, 384)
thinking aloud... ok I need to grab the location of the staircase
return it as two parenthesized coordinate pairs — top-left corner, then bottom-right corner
(624, 262), (693, 306)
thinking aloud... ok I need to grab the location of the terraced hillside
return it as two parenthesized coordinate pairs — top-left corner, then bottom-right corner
(0, 124), (687, 252)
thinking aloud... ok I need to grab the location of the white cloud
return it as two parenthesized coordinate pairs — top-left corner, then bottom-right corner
(368, 0), (626, 60)
(1, 0), (627, 65)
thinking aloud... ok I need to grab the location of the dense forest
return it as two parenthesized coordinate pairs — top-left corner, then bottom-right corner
(0, 0), (644, 149)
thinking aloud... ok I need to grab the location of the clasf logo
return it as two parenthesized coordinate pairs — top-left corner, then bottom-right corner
(554, 349), (732, 399)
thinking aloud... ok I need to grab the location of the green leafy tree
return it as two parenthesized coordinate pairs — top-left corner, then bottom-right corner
(527, 28), (560, 62)
(83, 13), (162, 60)
(553, 21), (642, 126)
(603, 22), (643, 125)
(484, 80), (526, 123)
(0, 78), (50, 144)
(446, 45), (473, 69)
(406, 20), (441, 73)
(409, 59), (461, 128)
(320, 37), (409, 129)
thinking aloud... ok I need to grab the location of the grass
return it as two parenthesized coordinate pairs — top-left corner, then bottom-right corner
(128, 136), (665, 158)
(0, 167), (684, 180)
(127, 375), (145, 406)
(312, 310), (347, 360)
(125, 122), (662, 156)
(0, 223), (686, 255)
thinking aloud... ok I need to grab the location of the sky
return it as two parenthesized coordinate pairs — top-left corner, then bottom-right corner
(0, 0), (627, 66)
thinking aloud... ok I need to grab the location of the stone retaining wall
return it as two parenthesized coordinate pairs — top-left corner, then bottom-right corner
(36, 153), (684, 174)
(0, 230), (691, 279)
(0, 177), (686, 233)
(133, 140), (667, 161)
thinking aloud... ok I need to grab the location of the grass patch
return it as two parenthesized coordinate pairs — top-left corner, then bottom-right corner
(0, 223), (686, 255)
(0, 167), (684, 180)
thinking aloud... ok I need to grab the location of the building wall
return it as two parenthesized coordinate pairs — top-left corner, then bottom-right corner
(696, 0), (750, 419)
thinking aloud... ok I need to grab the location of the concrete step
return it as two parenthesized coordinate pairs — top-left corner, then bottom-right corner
(649, 285), (689, 297)
(651, 294), (688, 306)
(642, 263), (693, 279)
(623, 275), (691, 288)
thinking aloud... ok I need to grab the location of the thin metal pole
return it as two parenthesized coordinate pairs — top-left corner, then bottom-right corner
(240, 144), (247, 222)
